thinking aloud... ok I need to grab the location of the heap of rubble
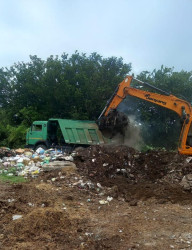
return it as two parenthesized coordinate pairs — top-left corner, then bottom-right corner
(1, 144), (192, 192)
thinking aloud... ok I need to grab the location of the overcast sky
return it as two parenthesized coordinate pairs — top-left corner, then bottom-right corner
(0, 0), (192, 73)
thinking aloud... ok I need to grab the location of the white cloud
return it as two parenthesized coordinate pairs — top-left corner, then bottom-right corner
(0, 0), (192, 72)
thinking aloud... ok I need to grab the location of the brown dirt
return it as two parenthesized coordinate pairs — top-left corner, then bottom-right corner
(1, 145), (192, 249)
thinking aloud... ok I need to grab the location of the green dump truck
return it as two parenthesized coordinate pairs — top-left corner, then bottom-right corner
(26, 118), (108, 151)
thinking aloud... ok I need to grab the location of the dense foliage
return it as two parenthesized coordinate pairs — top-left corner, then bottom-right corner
(0, 52), (131, 147)
(0, 52), (191, 149)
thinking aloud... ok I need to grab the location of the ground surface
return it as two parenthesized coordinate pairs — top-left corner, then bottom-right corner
(1, 145), (192, 249)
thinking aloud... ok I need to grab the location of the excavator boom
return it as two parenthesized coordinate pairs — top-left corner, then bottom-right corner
(104, 76), (191, 118)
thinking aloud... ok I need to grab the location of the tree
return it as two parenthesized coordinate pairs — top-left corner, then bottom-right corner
(0, 52), (131, 147)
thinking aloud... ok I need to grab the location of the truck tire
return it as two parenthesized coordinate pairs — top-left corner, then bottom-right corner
(62, 145), (73, 153)
(34, 144), (47, 151)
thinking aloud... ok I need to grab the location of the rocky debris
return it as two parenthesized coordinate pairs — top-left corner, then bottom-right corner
(180, 174), (192, 190)
(1, 144), (191, 191)
(42, 161), (77, 172)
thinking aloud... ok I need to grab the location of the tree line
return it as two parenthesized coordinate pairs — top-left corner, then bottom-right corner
(0, 51), (191, 149)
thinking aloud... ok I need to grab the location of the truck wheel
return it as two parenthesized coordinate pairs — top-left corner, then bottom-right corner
(34, 144), (47, 151)
(62, 145), (73, 153)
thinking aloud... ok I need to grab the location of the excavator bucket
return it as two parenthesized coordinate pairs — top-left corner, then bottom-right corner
(97, 109), (129, 138)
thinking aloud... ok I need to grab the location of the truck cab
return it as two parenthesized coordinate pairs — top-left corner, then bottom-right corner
(26, 121), (48, 149)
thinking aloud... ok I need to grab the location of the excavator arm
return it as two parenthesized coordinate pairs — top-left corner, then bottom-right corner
(98, 76), (192, 155)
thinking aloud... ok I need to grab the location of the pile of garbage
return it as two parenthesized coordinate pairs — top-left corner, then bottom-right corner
(0, 147), (75, 178)
(2, 144), (192, 193)
(74, 145), (192, 187)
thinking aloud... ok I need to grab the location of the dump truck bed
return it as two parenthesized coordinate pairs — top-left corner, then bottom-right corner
(49, 119), (108, 145)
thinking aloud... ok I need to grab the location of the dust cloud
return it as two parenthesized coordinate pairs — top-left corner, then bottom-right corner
(111, 115), (143, 150)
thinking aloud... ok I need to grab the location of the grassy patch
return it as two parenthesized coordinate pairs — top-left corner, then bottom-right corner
(0, 174), (27, 183)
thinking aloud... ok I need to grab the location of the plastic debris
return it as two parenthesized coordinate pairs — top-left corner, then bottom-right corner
(12, 215), (22, 220)
(36, 147), (44, 154)
(7, 199), (15, 203)
(15, 148), (25, 154)
(28, 202), (34, 207)
(7, 173), (13, 176)
(62, 203), (67, 210)
(97, 183), (102, 188)
(85, 232), (93, 236)
(24, 151), (33, 157)
(107, 196), (113, 202)
(103, 163), (108, 167)
(99, 200), (108, 205)
(186, 157), (192, 163)
(0, 147), (77, 178)
(64, 155), (74, 161)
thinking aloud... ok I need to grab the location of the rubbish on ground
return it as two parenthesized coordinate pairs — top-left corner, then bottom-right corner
(186, 157), (192, 163)
(42, 161), (76, 172)
(15, 148), (25, 154)
(64, 155), (74, 161)
(0, 147), (77, 178)
(36, 147), (45, 154)
(7, 199), (15, 203)
(97, 183), (102, 188)
(28, 202), (34, 207)
(12, 215), (23, 220)
(180, 174), (192, 190)
(107, 196), (113, 202)
(2, 144), (192, 249)
(85, 232), (93, 236)
(99, 200), (108, 205)
(103, 163), (108, 166)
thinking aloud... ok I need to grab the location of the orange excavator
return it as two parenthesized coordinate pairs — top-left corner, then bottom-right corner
(98, 75), (192, 155)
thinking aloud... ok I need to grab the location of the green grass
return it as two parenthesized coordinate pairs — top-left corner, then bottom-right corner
(0, 174), (27, 183)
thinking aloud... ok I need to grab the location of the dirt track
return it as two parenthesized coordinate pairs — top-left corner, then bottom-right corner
(1, 145), (192, 249)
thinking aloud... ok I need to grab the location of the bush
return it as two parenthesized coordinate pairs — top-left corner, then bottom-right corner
(4, 125), (28, 148)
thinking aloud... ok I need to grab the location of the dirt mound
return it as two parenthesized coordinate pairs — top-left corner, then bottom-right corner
(3, 207), (86, 249)
(74, 145), (188, 185)
(5, 208), (72, 240)
(2, 145), (192, 249)
(0, 181), (89, 250)
(73, 145), (192, 204)
(74, 145), (135, 180)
